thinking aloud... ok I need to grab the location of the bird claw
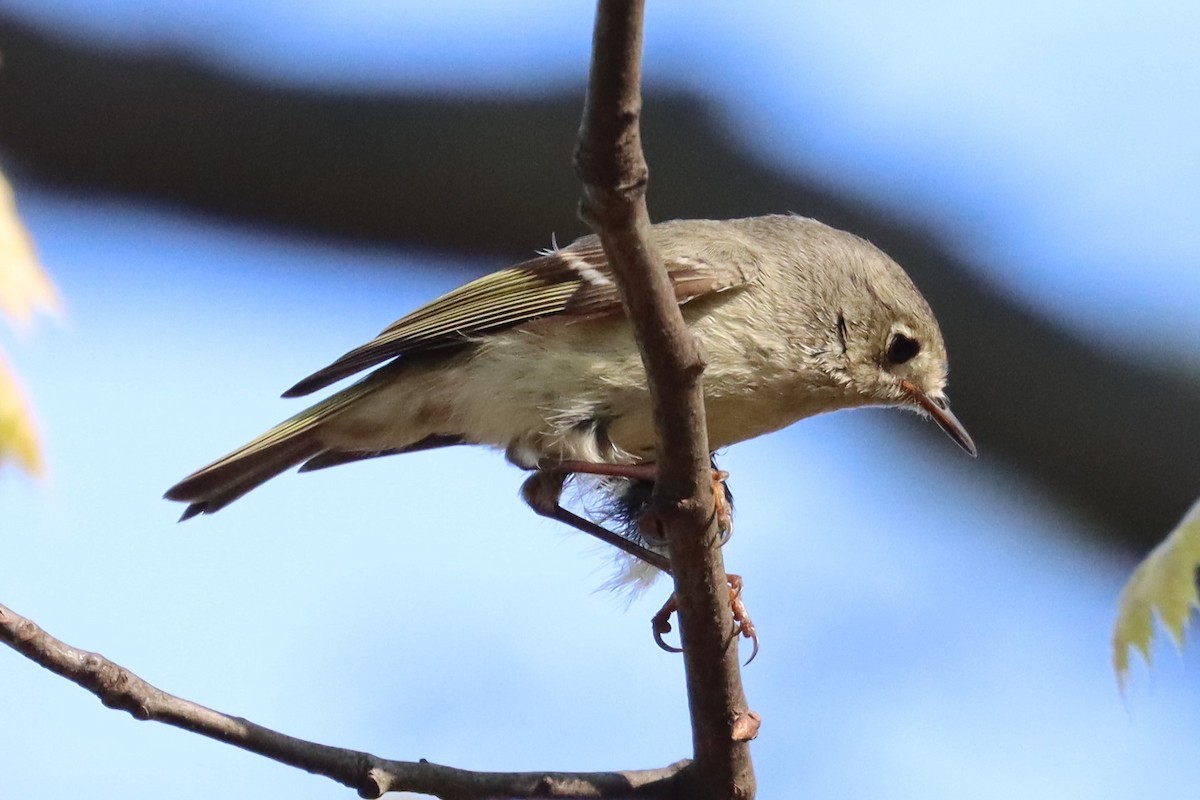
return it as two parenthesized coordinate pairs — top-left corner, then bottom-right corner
(532, 458), (751, 659)
(651, 597), (684, 654)
(726, 574), (759, 665)
(712, 469), (733, 545)
(650, 574), (759, 664)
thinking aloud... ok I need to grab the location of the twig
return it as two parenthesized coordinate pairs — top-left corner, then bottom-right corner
(0, 601), (689, 799)
(573, 2), (756, 799)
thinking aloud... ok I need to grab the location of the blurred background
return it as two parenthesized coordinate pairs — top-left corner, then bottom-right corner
(2, 2), (1199, 798)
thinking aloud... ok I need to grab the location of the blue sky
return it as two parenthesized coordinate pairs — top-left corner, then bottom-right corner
(2, 3), (1198, 799)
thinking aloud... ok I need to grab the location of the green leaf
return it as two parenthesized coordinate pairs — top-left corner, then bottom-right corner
(1112, 497), (1200, 688)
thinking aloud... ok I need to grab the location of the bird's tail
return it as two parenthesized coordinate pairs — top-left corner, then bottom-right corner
(164, 380), (379, 520)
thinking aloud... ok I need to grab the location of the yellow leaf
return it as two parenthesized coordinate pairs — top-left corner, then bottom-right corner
(0, 352), (42, 475)
(1112, 497), (1200, 687)
(0, 169), (58, 328)
(0, 167), (57, 476)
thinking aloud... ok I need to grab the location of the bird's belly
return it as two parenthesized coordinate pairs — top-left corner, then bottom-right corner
(330, 317), (848, 468)
(599, 382), (844, 461)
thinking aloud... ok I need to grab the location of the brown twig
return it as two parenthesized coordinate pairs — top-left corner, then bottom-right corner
(0, 601), (689, 799)
(573, 2), (756, 799)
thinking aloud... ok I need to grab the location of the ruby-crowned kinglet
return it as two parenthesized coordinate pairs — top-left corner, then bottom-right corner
(167, 215), (974, 575)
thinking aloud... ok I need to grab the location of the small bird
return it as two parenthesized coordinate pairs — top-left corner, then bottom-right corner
(166, 215), (974, 597)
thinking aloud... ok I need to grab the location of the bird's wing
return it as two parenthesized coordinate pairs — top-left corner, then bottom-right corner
(283, 242), (755, 397)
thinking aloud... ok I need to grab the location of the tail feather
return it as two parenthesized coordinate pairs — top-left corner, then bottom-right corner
(297, 433), (466, 473)
(166, 379), (380, 519)
(173, 436), (324, 520)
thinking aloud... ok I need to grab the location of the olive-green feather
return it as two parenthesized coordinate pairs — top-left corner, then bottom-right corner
(283, 264), (586, 398)
(164, 378), (380, 517)
(281, 239), (751, 399)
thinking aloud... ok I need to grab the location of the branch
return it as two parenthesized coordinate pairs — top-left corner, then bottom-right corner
(0, 601), (691, 799)
(573, 3), (756, 799)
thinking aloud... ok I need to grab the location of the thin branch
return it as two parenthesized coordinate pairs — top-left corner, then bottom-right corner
(573, 2), (756, 800)
(0, 601), (692, 799)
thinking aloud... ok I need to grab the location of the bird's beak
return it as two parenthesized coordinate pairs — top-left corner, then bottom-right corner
(901, 381), (977, 457)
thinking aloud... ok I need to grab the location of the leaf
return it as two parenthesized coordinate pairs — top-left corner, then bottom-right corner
(0, 169), (58, 328)
(0, 352), (42, 475)
(0, 166), (57, 476)
(1112, 497), (1200, 688)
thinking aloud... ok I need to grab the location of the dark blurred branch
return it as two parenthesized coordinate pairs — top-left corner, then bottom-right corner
(0, 13), (1195, 552)
(0, 601), (693, 799)
(574, 2), (755, 799)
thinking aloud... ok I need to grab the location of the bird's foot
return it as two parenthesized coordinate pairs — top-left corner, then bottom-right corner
(651, 573), (759, 664)
(550, 458), (734, 545)
(650, 593), (683, 654)
(726, 573), (759, 664)
(712, 469), (733, 545)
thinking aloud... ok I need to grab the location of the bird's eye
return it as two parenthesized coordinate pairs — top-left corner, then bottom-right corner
(885, 332), (920, 365)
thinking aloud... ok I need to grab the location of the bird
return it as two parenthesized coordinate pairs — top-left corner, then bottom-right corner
(166, 215), (975, 608)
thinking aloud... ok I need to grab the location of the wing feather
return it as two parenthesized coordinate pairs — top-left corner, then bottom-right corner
(282, 242), (755, 398)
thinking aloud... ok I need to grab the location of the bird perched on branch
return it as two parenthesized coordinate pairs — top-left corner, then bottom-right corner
(166, 215), (974, 650)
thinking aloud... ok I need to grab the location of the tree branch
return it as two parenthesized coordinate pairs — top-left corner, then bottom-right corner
(573, 3), (756, 799)
(0, 601), (690, 799)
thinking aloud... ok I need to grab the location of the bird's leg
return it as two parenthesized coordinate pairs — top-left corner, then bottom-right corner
(551, 459), (660, 482)
(520, 469), (672, 572)
(651, 574), (760, 664)
(546, 458), (734, 544)
(523, 465), (757, 661)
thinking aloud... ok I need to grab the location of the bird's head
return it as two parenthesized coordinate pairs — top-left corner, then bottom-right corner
(819, 236), (976, 458)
